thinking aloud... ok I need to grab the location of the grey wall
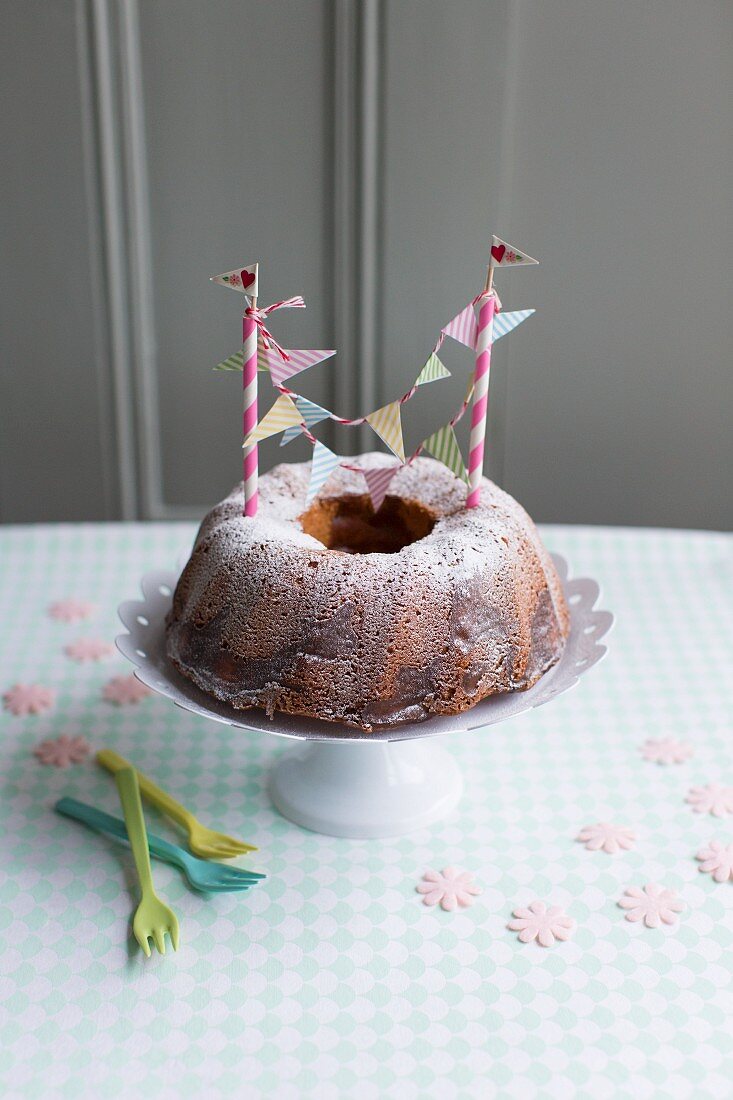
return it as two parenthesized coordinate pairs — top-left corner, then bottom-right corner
(2, 0), (731, 529)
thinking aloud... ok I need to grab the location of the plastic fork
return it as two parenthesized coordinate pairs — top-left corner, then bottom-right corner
(97, 749), (256, 859)
(115, 766), (180, 957)
(55, 797), (265, 894)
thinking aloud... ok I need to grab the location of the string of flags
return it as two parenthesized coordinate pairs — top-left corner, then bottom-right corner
(211, 237), (537, 514)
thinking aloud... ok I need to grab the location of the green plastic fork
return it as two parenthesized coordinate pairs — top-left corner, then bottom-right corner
(115, 767), (180, 957)
(98, 749), (256, 859)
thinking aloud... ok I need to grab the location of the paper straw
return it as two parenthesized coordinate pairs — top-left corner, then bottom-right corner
(242, 309), (258, 517)
(465, 293), (496, 508)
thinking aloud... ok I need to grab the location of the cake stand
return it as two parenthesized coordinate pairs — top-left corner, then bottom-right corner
(116, 556), (612, 838)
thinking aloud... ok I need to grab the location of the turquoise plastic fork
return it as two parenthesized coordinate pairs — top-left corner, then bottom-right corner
(55, 798), (266, 894)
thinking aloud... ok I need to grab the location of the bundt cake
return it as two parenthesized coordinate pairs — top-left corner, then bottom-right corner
(165, 453), (569, 731)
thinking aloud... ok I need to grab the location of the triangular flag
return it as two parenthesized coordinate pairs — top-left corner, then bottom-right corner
(265, 347), (336, 387)
(243, 394), (301, 448)
(212, 338), (271, 373)
(492, 309), (535, 342)
(361, 465), (401, 513)
(365, 402), (405, 462)
(305, 441), (341, 505)
(424, 424), (468, 483)
(441, 304), (477, 350)
(280, 396), (332, 446)
(415, 352), (451, 387)
(210, 262), (259, 296)
(490, 237), (538, 267)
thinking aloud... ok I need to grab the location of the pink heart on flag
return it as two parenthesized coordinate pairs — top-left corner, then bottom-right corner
(241, 269), (256, 289)
(490, 242), (506, 264)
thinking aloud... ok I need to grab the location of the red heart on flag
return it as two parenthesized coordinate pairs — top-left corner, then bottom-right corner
(241, 269), (256, 289)
(490, 242), (506, 264)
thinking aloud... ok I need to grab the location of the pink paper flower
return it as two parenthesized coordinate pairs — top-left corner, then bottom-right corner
(576, 822), (636, 854)
(696, 840), (733, 884)
(686, 784), (733, 817)
(3, 683), (56, 716)
(416, 867), (481, 911)
(640, 738), (694, 765)
(618, 884), (684, 928)
(47, 599), (96, 623)
(33, 734), (90, 768)
(63, 638), (114, 662)
(507, 901), (575, 947)
(103, 674), (152, 706)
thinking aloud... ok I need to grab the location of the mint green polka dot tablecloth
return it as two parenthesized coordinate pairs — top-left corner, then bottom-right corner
(1, 522), (732, 1099)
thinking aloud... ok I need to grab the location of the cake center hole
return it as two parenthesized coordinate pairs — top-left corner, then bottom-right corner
(299, 494), (436, 554)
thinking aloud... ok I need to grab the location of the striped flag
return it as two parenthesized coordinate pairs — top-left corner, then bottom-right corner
(305, 441), (341, 505)
(281, 396), (331, 446)
(213, 339), (271, 373)
(490, 237), (538, 268)
(493, 309), (535, 342)
(210, 262), (259, 296)
(361, 465), (401, 512)
(441, 304), (477, 350)
(424, 424), (468, 483)
(265, 347), (336, 387)
(243, 393), (301, 448)
(365, 402), (405, 462)
(415, 352), (451, 387)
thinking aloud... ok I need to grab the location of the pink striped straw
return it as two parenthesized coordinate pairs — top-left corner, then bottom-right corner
(242, 311), (258, 516)
(465, 294), (496, 508)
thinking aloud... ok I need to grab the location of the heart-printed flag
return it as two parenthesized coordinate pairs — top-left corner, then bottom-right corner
(489, 236), (538, 268)
(210, 262), (259, 297)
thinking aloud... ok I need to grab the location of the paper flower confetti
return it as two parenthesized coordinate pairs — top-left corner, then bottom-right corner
(576, 822), (636, 854)
(696, 840), (733, 884)
(47, 599), (96, 623)
(507, 901), (575, 947)
(33, 734), (90, 768)
(618, 884), (684, 928)
(685, 784), (733, 818)
(416, 867), (481, 911)
(102, 674), (152, 706)
(63, 638), (114, 662)
(640, 738), (694, 765)
(3, 683), (56, 716)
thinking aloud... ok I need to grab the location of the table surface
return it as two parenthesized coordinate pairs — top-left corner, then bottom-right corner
(1, 521), (732, 1100)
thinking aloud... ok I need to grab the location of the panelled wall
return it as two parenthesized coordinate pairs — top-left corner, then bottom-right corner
(2, 1), (732, 529)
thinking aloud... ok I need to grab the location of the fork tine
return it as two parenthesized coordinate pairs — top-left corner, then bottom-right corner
(137, 932), (152, 958)
(153, 928), (166, 955)
(169, 922), (180, 951)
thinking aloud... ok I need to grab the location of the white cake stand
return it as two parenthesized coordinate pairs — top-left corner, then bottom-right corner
(116, 555), (612, 838)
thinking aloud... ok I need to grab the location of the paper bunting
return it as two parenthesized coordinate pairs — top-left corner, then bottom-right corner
(210, 262), (259, 296)
(265, 348), (336, 387)
(490, 237), (538, 268)
(492, 309), (535, 342)
(213, 341), (271, 373)
(361, 465), (401, 512)
(243, 393), (301, 448)
(306, 441), (341, 505)
(365, 402), (405, 462)
(280, 396), (332, 446)
(424, 424), (468, 483)
(442, 304), (477, 350)
(415, 353), (451, 387)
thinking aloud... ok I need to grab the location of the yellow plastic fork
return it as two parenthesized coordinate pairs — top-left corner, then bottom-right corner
(97, 749), (256, 860)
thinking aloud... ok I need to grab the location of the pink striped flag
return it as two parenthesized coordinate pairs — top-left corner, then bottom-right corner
(361, 465), (401, 513)
(441, 303), (477, 350)
(265, 347), (336, 387)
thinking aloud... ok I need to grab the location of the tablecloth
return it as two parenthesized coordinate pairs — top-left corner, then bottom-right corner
(1, 521), (732, 1099)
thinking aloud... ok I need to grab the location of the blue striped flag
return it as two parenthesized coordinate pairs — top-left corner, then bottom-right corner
(306, 441), (341, 505)
(492, 309), (535, 342)
(281, 396), (332, 446)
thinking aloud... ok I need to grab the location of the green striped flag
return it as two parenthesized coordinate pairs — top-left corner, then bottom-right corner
(415, 353), (450, 387)
(213, 342), (270, 372)
(423, 424), (468, 483)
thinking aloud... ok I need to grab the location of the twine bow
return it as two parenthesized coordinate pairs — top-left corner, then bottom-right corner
(244, 296), (306, 361)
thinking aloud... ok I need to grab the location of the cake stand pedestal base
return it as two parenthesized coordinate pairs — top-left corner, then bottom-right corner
(268, 739), (463, 838)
